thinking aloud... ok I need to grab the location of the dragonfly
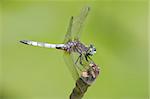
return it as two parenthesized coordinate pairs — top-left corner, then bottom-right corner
(20, 6), (99, 85)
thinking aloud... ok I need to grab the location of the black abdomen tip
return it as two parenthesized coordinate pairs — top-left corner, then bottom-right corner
(20, 40), (28, 45)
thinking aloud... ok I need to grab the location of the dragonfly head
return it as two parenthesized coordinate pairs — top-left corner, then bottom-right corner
(87, 44), (96, 56)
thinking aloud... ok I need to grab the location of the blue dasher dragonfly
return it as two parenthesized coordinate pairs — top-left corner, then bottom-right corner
(20, 6), (99, 85)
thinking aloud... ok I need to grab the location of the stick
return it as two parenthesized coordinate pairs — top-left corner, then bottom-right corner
(70, 78), (90, 99)
(70, 63), (100, 99)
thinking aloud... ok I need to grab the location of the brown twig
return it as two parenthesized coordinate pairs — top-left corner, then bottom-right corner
(70, 63), (100, 99)
(70, 78), (90, 99)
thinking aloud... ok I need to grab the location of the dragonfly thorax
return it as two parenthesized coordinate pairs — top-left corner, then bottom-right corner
(64, 41), (96, 57)
(64, 41), (88, 54)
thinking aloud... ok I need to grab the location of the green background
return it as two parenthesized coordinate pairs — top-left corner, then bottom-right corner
(0, 0), (148, 99)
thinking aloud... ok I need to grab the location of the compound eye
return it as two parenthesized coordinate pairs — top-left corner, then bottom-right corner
(94, 48), (96, 51)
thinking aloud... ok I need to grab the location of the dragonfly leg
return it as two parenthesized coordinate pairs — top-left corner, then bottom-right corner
(75, 53), (91, 70)
(85, 55), (89, 62)
(75, 54), (82, 64)
(85, 54), (92, 62)
(88, 55), (92, 60)
(79, 55), (83, 65)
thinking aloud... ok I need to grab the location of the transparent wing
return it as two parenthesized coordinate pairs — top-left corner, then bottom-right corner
(72, 6), (90, 41)
(63, 51), (90, 81)
(64, 16), (73, 43)
(64, 6), (90, 43)
(63, 52), (79, 80)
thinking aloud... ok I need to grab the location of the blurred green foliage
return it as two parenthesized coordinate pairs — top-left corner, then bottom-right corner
(0, 0), (148, 99)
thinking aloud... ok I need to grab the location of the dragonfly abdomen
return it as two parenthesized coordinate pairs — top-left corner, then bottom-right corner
(20, 40), (65, 49)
